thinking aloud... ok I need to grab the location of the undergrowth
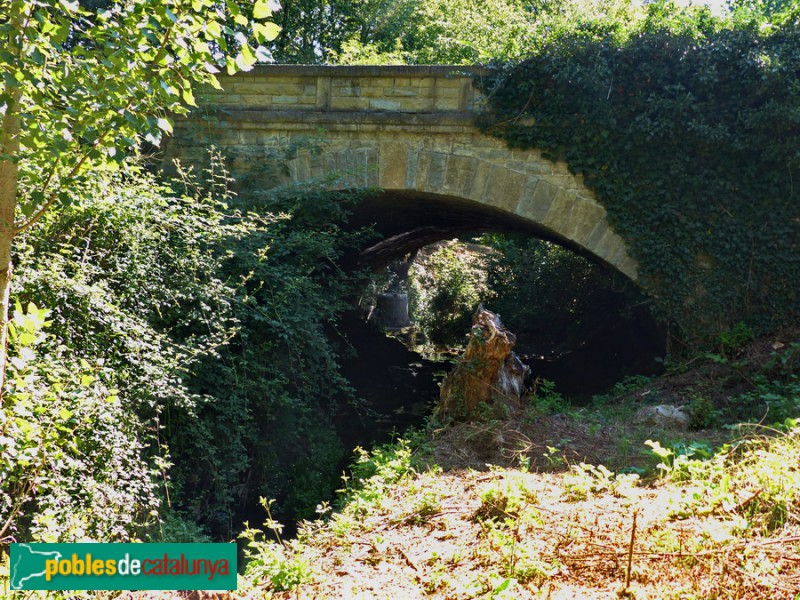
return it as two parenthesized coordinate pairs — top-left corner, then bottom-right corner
(241, 417), (800, 598)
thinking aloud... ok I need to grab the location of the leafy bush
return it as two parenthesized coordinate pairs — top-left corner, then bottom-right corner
(0, 303), (159, 543)
(408, 242), (489, 348)
(338, 436), (424, 510)
(10, 154), (375, 539)
(170, 177), (373, 533)
(240, 498), (312, 593)
(650, 428), (800, 534)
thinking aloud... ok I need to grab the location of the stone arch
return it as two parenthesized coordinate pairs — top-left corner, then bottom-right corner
(279, 135), (637, 280)
(164, 65), (636, 280)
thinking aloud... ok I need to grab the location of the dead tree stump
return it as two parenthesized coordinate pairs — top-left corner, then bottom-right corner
(438, 307), (529, 420)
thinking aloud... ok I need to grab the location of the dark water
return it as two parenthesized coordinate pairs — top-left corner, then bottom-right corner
(336, 311), (443, 444)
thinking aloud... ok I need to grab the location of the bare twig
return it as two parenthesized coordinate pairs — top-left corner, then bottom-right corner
(624, 510), (638, 589)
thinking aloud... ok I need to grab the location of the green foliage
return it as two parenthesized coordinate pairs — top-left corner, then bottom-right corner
(473, 471), (550, 586)
(9, 159), (242, 541)
(563, 463), (639, 501)
(688, 395), (716, 429)
(528, 379), (568, 415)
(0, 302), (159, 542)
(408, 242), (488, 348)
(475, 471), (538, 522)
(653, 428), (800, 533)
(705, 340), (800, 426)
(172, 176), (373, 534)
(730, 0), (800, 24)
(384, 0), (535, 65)
(14, 160), (235, 413)
(280, 0), (650, 66)
(717, 322), (754, 358)
(240, 498), (312, 593)
(268, 0), (518, 64)
(482, 235), (641, 352)
(479, 13), (800, 344)
(337, 434), (427, 510)
(3, 0), (279, 224)
(12, 151), (375, 539)
(645, 438), (714, 480)
(729, 375), (800, 426)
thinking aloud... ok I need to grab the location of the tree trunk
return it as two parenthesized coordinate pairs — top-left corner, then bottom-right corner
(0, 6), (23, 398)
(0, 81), (21, 398)
(438, 307), (529, 420)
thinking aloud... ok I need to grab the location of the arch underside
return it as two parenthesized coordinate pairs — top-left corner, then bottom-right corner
(277, 135), (638, 280)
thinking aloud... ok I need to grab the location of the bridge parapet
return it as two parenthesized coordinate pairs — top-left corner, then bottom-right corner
(200, 65), (489, 115)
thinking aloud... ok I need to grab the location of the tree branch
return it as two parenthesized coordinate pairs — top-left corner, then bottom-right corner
(13, 5), (182, 234)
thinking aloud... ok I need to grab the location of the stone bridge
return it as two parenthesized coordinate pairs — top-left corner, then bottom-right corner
(163, 65), (636, 279)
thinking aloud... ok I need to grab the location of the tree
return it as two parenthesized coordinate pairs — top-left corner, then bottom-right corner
(262, 0), (646, 65)
(0, 0), (280, 392)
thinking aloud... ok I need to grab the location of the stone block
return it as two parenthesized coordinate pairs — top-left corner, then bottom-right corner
(291, 155), (311, 182)
(337, 149), (358, 187)
(398, 97), (435, 112)
(316, 76), (332, 110)
(616, 256), (639, 280)
(233, 82), (309, 95)
(433, 97), (459, 111)
(364, 148), (380, 187)
(379, 143), (409, 190)
(271, 95), (302, 104)
(409, 77), (435, 88)
(516, 179), (558, 223)
(370, 99), (402, 111)
(483, 167), (530, 212)
(506, 159), (552, 175)
(464, 160), (493, 202)
(334, 86), (358, 97)
(589, 229), (624, 265)
(559, 196), (606, 244)
(413, 152), (432, 192)
(583, 222), (607, 250)
(541, 190), (578, 233)
(359, 86), (392, 98)
(425, 153), (447, 191)
(433, 77), (463, 90)
(607, 244), (629, 272)
(331, 77), (360, 88)
(383, 87), (420, 98)
(329, 97), (371, 111)
(237, 95), (273, 106)
(434, 86), (461, 99)
(309, 153), (327, 179)
(514, 177), (546, 220)
(443, 155), (479, 197)
(405, 151), (419, 189)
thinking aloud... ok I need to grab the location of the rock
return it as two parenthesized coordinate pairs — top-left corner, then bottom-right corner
(375, 292), (412, 329)
(633, 404), (691, 430)
(438, 307), (529, 419)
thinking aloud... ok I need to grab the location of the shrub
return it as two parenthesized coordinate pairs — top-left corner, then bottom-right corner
(0, 303), (159, 543)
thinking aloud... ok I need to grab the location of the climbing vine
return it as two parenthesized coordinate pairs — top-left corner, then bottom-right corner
(477, 19), (800, 346)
